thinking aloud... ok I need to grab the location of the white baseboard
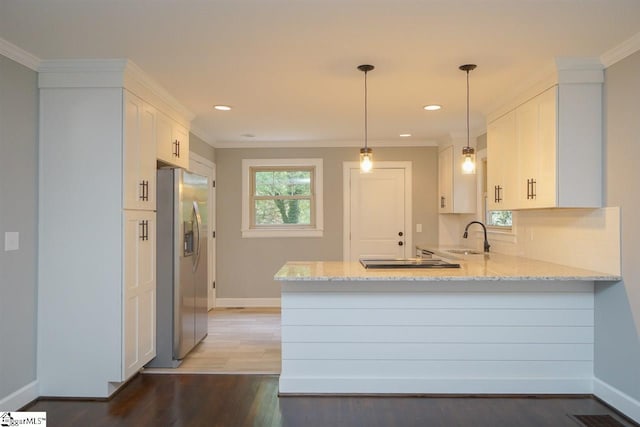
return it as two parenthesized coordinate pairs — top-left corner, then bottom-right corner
(215, 298), (281, 308)
(0, 380), (39, 411)
(279, 377), (593, 395)
(594, 377), (640, 423)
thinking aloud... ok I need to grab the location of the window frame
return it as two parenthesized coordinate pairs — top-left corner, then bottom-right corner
(242, 158), (323, 238)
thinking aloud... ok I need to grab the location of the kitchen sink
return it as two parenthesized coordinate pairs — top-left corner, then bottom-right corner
(446, 249), (485, 255)
(360, 258), (461, 269)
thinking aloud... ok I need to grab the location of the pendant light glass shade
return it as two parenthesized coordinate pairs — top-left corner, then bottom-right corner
(358, 64), (375, 173)
(462, 146), (476, 174)
(459, 64), (477, 175)
(360, 147), (373, 173)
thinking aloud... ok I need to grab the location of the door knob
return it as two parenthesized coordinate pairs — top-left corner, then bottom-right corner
(398, 231), (403, 237)
(398, 241), (404, 246)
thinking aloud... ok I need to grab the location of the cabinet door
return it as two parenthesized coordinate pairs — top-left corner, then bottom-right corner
(140, 103), (157, 209)
(123, 92), (156, 210)
(487, 110), (517, 210)
(123, 210), (156, 380)
(535, 87), (557, 207)
(156, 111), (174, 165)
(172, 123), (190, 170)
(157, 112), (190, 169)
(438, 145), (453, 213)
(516, 87), (557, 208)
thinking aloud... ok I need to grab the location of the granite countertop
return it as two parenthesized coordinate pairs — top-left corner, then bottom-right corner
(274, 251), (621, 282)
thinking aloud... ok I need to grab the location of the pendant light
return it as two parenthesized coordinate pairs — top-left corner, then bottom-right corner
(459, 64), (477, 175)
(358, 64), (374, 173)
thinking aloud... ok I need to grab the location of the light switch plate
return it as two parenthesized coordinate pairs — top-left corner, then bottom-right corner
(5, 232), (19, 251)
(416, 224), (422, 233)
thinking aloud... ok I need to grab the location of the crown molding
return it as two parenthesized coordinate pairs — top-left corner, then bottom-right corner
(123, 60), (195, 122)
(0, 37), (41, 71)
(601, 31), (640, 68)
(38, 58), (194, 124)
(211, 139), (438, 149)
(555, 57), (604, 84)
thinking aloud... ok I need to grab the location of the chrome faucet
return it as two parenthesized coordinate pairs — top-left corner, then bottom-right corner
(463, 221), (491, 253)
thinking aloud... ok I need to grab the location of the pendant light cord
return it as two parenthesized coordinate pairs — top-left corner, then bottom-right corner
(466, 69), (470, 149)
(364, 69), (368, 150)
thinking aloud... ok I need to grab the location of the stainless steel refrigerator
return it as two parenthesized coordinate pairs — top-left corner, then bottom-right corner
(146, 168), (208, 368)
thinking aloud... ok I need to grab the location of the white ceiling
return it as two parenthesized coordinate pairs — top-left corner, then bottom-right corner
(1, 0), (640, 147)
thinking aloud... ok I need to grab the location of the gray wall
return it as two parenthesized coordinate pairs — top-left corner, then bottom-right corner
(215, 146), (439, 298)
(596, 49), (640, 402)
(0, 55), (38, 402)
(189, 132), (215, 162)
(476, 133), (487, 151)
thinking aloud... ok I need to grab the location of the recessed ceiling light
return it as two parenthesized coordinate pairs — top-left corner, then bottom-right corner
(399, 133), (412, 137)
(214, 105), (232, 111)
(423, 104), (442, 111)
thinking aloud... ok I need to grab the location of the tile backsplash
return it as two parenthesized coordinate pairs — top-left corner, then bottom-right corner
(444, 207), (621, 276)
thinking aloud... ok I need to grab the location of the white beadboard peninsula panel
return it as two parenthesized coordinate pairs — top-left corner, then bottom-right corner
(283, 360), (594, 380)
(280, 280), (595, 395)
(282, 325), (594, 343)
(284, 342), (592, 361)
(283, 308), (593, 327)
(282, 291), (594, 309)
(279, 378), (593, 395)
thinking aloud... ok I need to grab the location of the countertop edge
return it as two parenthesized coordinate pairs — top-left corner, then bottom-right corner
(274, 275), (621, 282)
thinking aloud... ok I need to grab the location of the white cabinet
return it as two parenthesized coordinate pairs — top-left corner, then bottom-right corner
(515, 86), (557, 208)
(157, 111), (190, 169)
(487, 81), (602, 210)
(438, 145), (476, 214)
(123, 210), (156, 379)
(37, 60), (192, 398)
(123, 92), (156, 210)
(487, 110), (517, 211)
(438, 145), (453, 213)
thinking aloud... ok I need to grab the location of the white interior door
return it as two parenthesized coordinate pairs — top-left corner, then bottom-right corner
(346, 165), (411, 261)
(189, 153), (216, 310)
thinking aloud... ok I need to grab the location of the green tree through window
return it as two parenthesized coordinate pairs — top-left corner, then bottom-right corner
(252, 168), (314, 226)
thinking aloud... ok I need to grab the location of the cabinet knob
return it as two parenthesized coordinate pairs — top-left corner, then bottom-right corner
(398, 231), (403, 237)
(398, 241), (404, 246)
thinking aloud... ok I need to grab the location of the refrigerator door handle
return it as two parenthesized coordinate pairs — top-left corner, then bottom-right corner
(192, 200), (202, 270)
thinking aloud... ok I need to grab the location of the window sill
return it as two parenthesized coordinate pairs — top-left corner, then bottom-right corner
(242, 228), (324, 238)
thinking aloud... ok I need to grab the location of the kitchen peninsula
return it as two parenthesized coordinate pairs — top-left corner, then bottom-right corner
(275, 253), (620, 395)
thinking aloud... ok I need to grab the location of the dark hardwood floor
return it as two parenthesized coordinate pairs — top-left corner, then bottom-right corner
(25, 374), (637, 427)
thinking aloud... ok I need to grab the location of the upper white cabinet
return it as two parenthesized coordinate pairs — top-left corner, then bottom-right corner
(487, 60), (603, 210)
(123, 91), (157, 210)
(487, 110), (517, 211)
(37, 59), (192, 398)
(438, 144), (476, 214)
(515, 86), (558, 208)
(157, 111), (190, 169)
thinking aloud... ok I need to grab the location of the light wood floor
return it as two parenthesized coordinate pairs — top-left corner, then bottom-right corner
(145, 307), (281, 374)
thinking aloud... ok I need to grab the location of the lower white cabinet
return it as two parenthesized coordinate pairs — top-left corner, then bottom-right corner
(123, 210), (156, 379)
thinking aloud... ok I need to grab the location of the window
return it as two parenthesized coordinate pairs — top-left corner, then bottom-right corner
(487, 210), (513, 227)
(242, 159), (323, 238)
